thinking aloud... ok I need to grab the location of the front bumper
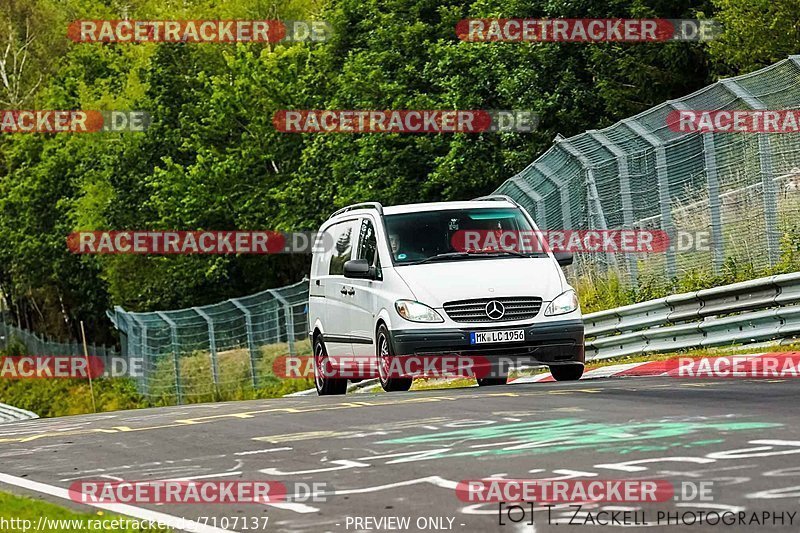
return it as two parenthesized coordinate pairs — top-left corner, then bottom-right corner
(389, 319), (585, 365)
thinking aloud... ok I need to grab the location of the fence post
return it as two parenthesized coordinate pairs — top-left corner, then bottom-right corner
(702, 133), (725, 273)
(536, 160), (572, 230)
(719, 78), (780, 266)
(268, 290), (295, 356)
(130, 315), (149, 396)
(558, 138), (617, 272)
(589, 130), (639, 285)
(193, 307), (219, 393)
(114, 306), (127, 359)
(623, 118), (678, 279)
(230, 299), (258, 388)
(0, 311), (7, 351)
(157, 312), (182, 405)
(667, 99), (725, 274)
(273, 303), (282, 342)
(510, 177), (547, 228)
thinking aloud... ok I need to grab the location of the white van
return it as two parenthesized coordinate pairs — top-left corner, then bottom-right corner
(308, 196), (584, 395)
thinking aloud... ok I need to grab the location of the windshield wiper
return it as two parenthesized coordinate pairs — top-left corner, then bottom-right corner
(466, 249), (530, 258)
(402, 250), (540, 265)
(403, 252), (475, 265)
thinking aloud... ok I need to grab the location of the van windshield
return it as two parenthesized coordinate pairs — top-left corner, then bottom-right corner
(384, 208), (548, 265)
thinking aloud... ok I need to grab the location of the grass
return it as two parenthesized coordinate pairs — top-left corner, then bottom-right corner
(359, 341), (800, 393)
(0, 338), (314, 418)
(574, 230), (800, 314)
(0, 491), (168, 532)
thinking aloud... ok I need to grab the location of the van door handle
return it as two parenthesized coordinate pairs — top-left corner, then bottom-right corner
(340, 287), (348, 295)
(347, 288), (355, 296)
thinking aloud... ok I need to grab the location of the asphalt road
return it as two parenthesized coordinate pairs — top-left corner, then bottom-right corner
(1, 376), (800, 532)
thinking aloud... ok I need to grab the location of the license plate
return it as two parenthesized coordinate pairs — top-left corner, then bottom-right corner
(470, 329), (525, 344)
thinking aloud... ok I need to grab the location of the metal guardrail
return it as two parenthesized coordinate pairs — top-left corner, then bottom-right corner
(584, 272), (800, 360)
(0, 403), (39, 424)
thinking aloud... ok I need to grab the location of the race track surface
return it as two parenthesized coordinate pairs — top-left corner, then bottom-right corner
(2, 376), (799, 532)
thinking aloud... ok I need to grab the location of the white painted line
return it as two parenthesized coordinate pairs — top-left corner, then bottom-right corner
(0, 472), (238, 533)
(581, 361), (650, 378)
(509, 373), (551, 384)
(234, 447), (292, 456)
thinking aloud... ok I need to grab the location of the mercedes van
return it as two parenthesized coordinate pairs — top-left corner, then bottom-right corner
(307, 196), (585, 395)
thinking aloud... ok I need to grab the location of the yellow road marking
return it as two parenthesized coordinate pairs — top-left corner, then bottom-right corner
(0, 386), (658, 444)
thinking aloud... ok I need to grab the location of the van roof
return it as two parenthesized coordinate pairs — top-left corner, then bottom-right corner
(382, 199), (517, 216)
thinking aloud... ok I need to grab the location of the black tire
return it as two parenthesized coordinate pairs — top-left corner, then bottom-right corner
(476, 360), (508, 386)
(477, 376), (508, 386)
(377, 324), (412, 392)
(550, 363), (584, 382)
(314, 336), (347, 395)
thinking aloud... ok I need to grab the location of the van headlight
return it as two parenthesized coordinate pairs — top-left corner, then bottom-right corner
(395, 300), (444, 323)
(544, 290), (579, 316)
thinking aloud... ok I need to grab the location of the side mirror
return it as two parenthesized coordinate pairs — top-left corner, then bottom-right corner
(554, 252), (573, 267)
(344, 259), (374, 279)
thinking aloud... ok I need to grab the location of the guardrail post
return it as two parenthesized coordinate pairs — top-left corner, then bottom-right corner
(193, 307), (219, 393)
(268, 290), (295, 356)
(719, 79), (780, 266)
(157, 312), (182, 405)
(231, 299), (258, 389)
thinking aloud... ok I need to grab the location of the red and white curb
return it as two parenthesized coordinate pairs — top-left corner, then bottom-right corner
(288, 352), (797, 395)
(509, 353), (776, 384)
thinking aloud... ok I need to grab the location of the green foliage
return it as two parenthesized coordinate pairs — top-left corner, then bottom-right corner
(0, 376), (144, 417)
(0, 0), (797, 349)
(0, 491), (168, 532)
(708, 0), (800, 74)
(576, 235), (800, 314)
(0, 339), (314, 416)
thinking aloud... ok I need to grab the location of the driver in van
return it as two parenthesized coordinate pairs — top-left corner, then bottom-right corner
(389, 233), (425, 262)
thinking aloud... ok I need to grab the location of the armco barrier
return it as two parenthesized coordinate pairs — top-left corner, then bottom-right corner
(108, 271), (800, 401)
(0, 403), (39, 423)
(585, 272), (800, 360)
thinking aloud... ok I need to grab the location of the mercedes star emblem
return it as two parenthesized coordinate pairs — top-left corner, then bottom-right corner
(485, 300), (505, 320)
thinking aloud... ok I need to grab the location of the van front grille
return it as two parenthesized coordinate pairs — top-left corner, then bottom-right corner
(443, 297), (543, 323)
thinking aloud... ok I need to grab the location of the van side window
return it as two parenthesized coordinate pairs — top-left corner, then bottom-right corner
(357, 218), (382, 279)
(329, 221), (355, 275)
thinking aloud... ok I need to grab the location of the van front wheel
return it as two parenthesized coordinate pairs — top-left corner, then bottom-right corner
(377, 325), (412, 392)
(550, 363), (584, 382)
